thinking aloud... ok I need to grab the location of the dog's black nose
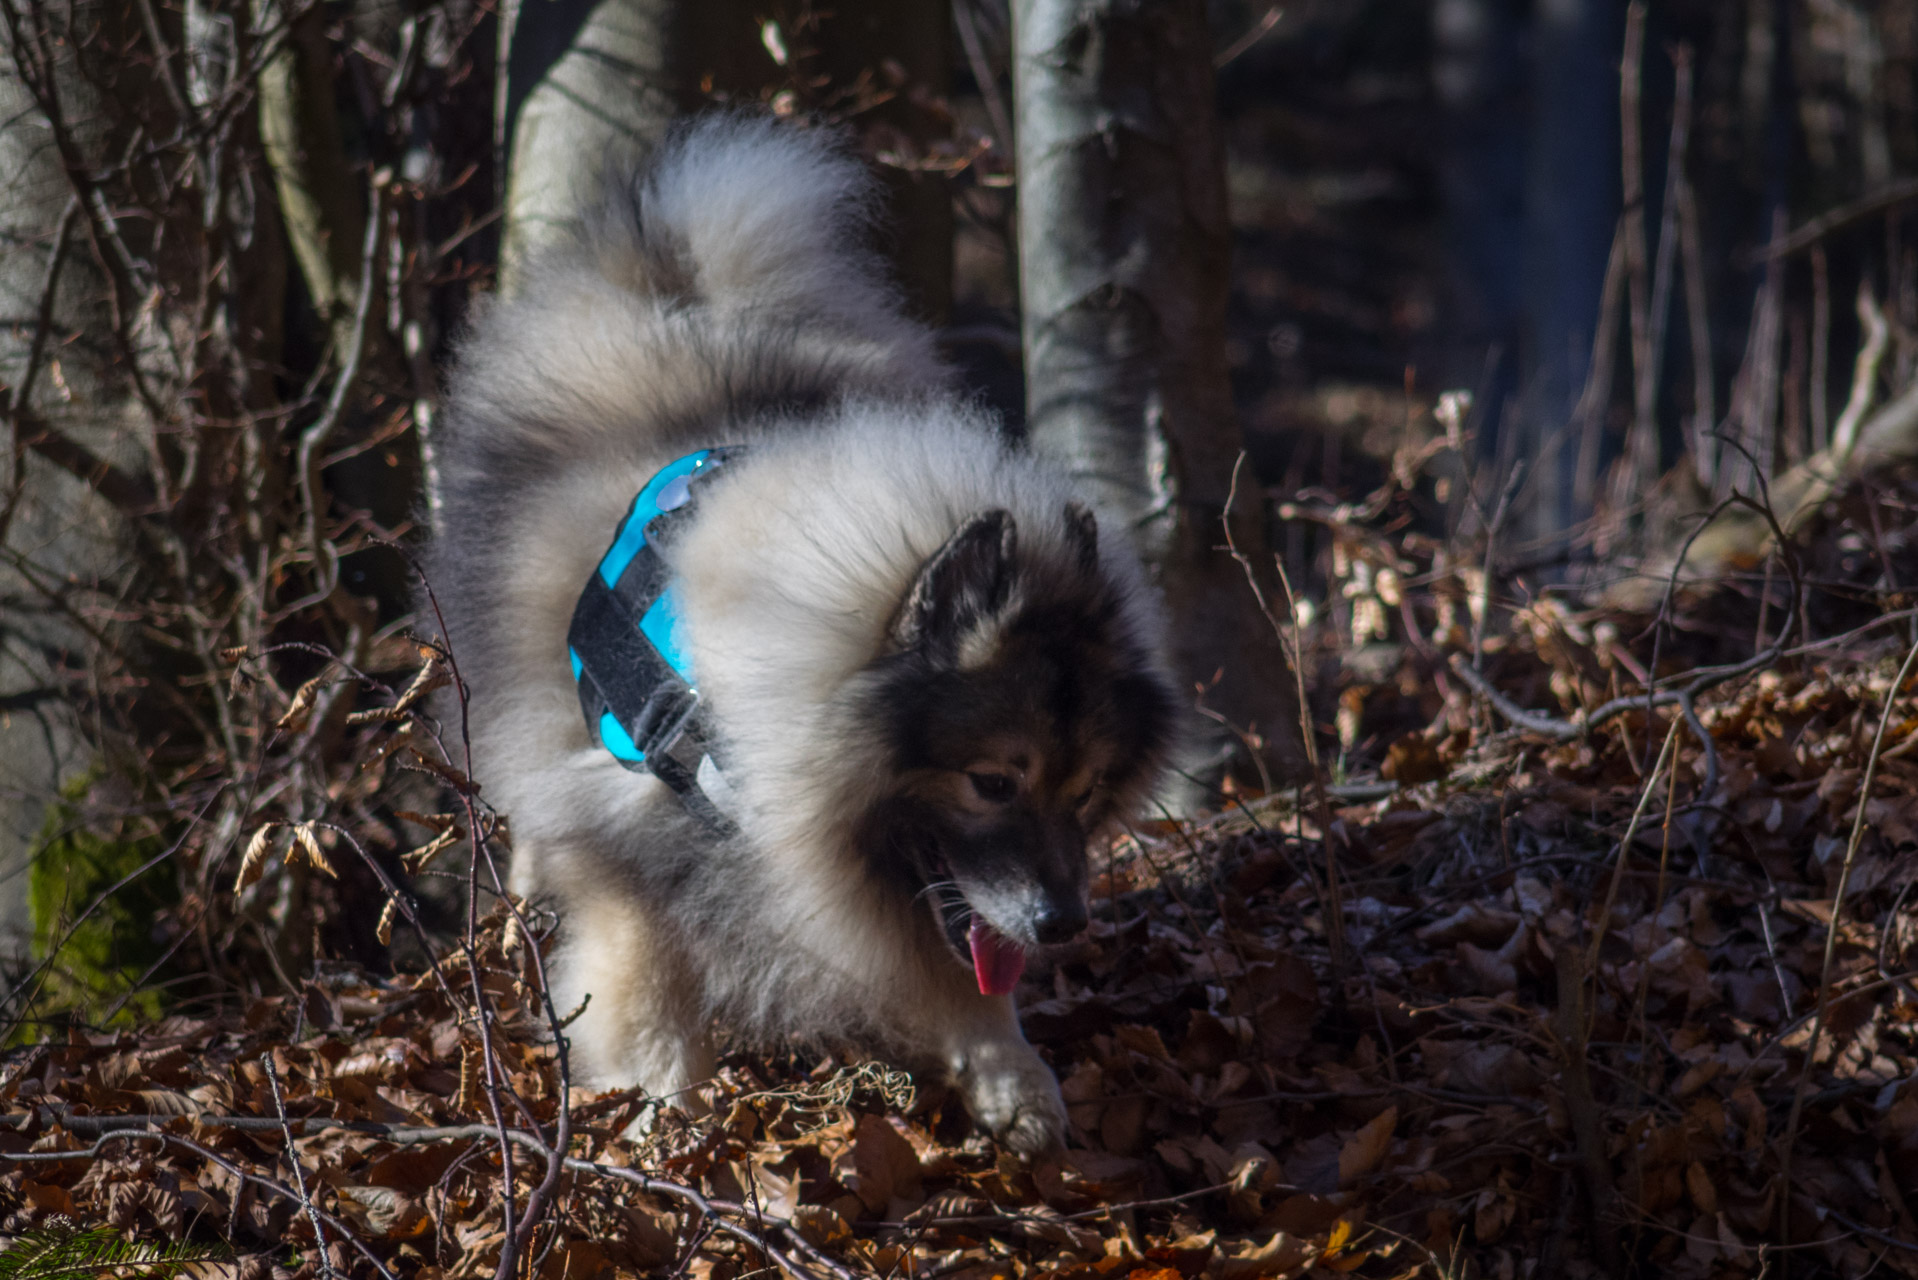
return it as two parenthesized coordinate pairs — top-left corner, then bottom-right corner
(1033, 899), (1088, 945)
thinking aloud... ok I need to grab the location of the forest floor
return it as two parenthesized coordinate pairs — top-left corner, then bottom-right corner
(6, 496), (1918, 1280)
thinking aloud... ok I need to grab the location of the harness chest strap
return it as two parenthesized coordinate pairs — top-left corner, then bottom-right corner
(566, 447), (742, 835)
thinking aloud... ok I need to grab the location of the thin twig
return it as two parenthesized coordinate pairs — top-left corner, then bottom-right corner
(1677, 141), (1714, 466)
(1573, 228), (1628, 515)
(0, 792), (218, 1034)
(1753, 176), (1918, 261)
(262, 1052), (341, 1280)
(414, 575), (545, 1280)
(1459, 489), (1802, 759)
(1619, 2), (1656, 499)
(953, 0), (1011, 156)
(288, 173), (385, 614)
(1810, 244), (1830, 453)
(1643, 42), (1693, 480)
(1474, 462), (1526, 671)
(1223, 454), (1346, 977)
(570, 1159), (857, 1280)
(1214, 5), (1283, 67)
(0, 1130), (400, 1280)
(1831, 283), (1889, 464)
(1584, 716), (1681, 991)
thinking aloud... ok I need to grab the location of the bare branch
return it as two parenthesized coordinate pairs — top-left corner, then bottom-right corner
(285, 176), (385, 615)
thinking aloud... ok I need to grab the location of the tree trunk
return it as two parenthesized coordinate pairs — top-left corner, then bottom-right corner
(0, 0), (149, 952)
(498, 0), (695, 292)
(1520, 0), (1624, 548)
(1010, 0), (1306, 787)
(497, 0), (782, 293)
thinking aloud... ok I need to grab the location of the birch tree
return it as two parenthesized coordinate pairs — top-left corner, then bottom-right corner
(1011, 0), (1306, 785)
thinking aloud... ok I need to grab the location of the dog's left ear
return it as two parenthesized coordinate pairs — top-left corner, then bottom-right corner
(891, 509), (1018, 655)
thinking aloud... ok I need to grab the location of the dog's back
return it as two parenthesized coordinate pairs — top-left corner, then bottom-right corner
(431, 117), (942, 738)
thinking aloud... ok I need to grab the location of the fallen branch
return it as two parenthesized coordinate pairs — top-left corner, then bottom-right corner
(1447, 653), (1740, 776)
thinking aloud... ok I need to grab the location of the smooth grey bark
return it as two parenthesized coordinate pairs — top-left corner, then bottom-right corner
(1010, 0), (1305, 785)
(497, 0), (707, 293)
(0, 4), (147, 952)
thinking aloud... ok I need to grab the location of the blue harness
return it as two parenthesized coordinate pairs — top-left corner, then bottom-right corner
(567, 448), (741, 834)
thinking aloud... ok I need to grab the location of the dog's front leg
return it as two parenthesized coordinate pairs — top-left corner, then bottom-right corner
(551, 884), (717, 1109)
(937, 994), (1065, 1156)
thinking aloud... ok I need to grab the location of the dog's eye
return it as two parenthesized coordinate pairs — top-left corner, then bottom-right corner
(968, 771), (1017, 803)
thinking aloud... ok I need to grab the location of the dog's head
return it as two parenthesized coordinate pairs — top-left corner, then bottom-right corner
(858, 504), (1178, 993)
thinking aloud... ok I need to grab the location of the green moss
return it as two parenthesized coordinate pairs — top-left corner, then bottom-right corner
(22, 775), (176, 1033)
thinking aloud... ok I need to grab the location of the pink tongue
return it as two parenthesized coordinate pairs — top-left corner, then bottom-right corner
(968, 918), (1028, 996)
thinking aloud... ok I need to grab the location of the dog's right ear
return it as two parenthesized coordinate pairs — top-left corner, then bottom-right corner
(1063, 501), (1099, 575)
(890, 509), (1018, 656)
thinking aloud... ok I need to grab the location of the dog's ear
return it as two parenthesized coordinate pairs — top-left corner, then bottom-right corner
(1063, 501), (1098, 575)
(891, 509), (1018, 655)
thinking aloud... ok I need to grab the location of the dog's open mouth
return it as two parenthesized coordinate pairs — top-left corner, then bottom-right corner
(926, 866), (1031, 996)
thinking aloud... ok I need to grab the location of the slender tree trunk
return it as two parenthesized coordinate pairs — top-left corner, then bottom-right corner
(1010, 0), (1305, 786)
(1521, 0), (1624, 548)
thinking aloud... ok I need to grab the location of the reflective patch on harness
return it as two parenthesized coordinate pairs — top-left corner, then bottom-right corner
(598, 450), (713, 589)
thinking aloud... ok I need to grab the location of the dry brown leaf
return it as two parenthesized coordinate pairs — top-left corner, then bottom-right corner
(289, 821), (336, 878)
(276, 672), (328, 733)
(234, 824), (276, 893)
(1337, 1106), (1397, 1187)
(1207, 1230), (1309, 1280)
(336, 1185), (427, 1239)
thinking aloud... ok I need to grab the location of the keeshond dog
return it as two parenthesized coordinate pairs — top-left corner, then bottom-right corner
(427, 115), (1178, 1153)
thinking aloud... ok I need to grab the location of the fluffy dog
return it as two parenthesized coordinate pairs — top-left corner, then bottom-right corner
(427, 115), (1178, 1153)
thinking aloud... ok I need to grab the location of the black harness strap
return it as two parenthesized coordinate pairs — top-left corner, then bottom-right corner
(567, 447), (742, 836)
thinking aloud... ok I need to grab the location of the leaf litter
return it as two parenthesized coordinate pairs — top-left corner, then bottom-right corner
(8, 619), (1918, 1279)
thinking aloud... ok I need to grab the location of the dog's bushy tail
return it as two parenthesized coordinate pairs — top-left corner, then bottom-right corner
(587, 114), (901, 338)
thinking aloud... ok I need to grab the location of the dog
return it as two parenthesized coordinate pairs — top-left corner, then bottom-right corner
(426, 115), (1178, 1154)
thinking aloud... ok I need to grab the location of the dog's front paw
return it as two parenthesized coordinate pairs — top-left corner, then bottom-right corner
(954, 1039), (1066, 1156)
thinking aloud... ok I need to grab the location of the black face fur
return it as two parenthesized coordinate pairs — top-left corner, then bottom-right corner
(856, 507), (1177, 963)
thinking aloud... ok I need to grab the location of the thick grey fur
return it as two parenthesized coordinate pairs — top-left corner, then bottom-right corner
(426, 115), (1176, 1154)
